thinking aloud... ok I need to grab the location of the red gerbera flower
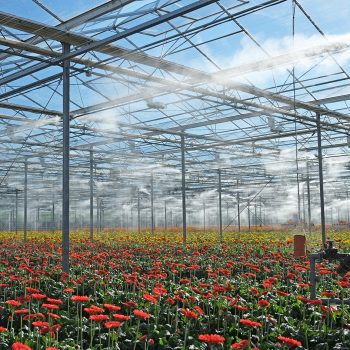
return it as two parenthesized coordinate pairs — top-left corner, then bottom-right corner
(89, 314), (109, 322)
(193, 305), (205, 315)
(31, 293), (46, 300)
(232, 339), (249, 349)
(71, 295), (90, 302)
(84, 305), (104, 315)
(46, 298), (63, 305)
(12, 342), (32, 350)
(26, 287), (40, 294)
(239, 319), (262, 328)
(143, 293), (158, 304)
(104, 304), (121, 312)
(42, 304), (59, 310)
(198, 334), (225, 344)
(276, 290), (290, 297)
(277, 336), (302, 347)
(258, 299), (270, 308)
(14, 309), (29, 315)
(113, 313), (131, 321)
(32, 321), (50, 328)
(105, 321), (122, 329)
(47, 312), (60, 319)
(338, 281), (350, 288)
(180, 308), (198, 319)
(6, 300), (21, 307)
(133, 309), (150, 319)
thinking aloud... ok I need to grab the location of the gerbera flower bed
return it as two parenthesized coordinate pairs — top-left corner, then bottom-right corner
(0, 230), (348, 349)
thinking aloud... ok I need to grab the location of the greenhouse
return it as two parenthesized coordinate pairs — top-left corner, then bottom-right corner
(0, 0), (349, 349)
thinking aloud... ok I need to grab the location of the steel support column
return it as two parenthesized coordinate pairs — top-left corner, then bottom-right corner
(100, 202), (104, 231)
(37, 208), (40, 232)
(99, 200), (103, 232)
(15, 189), (18, 235)
(164, 200), (167, 232)
(347, 191), (350, 226)
(218, 169), (223, 243)
(237, 180), (241, 233)
(62, 42), (70, 274)
(89, 148), (93, 240)
(203, 201), (206, 233)
(248, 199), (251, 232)
(226, 202), (229, 227)
(181, 135), (187, 244)
(302, 187), (306, 227)
(254, 203), (257, 231)
(151, 173), (154, 234)
(307, 162), (311, 234)
(52, 200), (55, 234)
(138, 190), (141, 234)
(24, 159), (27, 242)
(259, 197), (262, 227)
(97, 197), (100, 233)
(316, 113), (326, 247)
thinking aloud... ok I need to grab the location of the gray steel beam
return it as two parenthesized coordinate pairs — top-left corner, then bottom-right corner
(301, 142), (350, 151)
(1, 34), (349, 108)
(0, 0), (285, 79)
(0, 0), (217, 86)
(230, 81), (350, 121)
(0, 0), (135, 61)
(190, 128), (315, 150)
(1, 4), (349, 132)
(72, 80), (350, 134)
(2, 36), (350, 135)
(0, 102), (59, 116)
